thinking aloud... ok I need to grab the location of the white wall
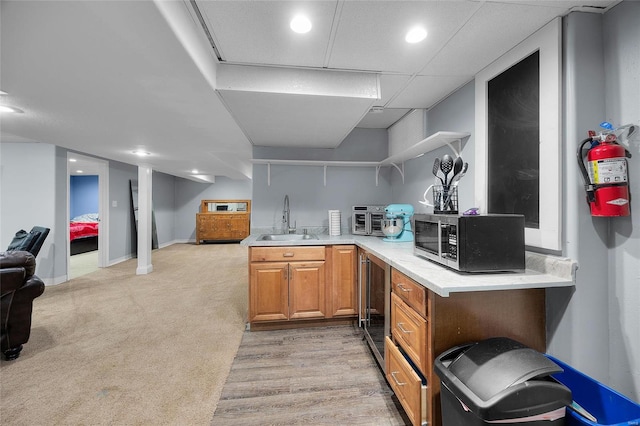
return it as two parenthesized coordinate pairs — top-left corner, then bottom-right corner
(546, 5), (640, 401)
(390, 81), (475, 210)
(1, 143), (59, 279)
(250, 128), (392, 233)
(106, 160), (138, 263)
(152, 170), (177, 246)
(603, 0), (640, 401)
(173, 176), (252, 242)
(546, 9), (611, 387)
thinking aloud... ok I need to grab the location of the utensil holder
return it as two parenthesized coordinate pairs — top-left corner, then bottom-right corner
(433, 185), (458, 214)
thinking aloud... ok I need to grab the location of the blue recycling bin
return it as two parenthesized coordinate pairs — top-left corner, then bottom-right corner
(546, 355), (640, 426)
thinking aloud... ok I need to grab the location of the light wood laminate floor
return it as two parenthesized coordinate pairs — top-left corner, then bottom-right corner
(212, 325), (409, 425)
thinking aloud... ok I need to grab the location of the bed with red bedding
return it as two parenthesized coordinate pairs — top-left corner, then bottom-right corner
(70, 213), (99, 255)
(70, 221), (99, 242)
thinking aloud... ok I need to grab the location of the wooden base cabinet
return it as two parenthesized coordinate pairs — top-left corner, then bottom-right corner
(386, 336), (428, 426)
(328, 245), (357, 317)
(249, 246), (326, 324)
(248, 245), (357, 329)
(388, 268), (545, 426)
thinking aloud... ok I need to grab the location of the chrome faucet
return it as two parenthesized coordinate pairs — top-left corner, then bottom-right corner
(283, 195), (295, 234)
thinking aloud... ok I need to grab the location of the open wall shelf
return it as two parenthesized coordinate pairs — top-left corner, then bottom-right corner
(252, 131), (470, 186)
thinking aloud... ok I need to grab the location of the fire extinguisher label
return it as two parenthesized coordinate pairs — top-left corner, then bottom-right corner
(607, 198), (629, 206)
(588, 158), (627, 184)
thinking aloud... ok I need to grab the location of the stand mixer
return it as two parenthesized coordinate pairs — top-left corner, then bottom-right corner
(382, 204), (414, 242)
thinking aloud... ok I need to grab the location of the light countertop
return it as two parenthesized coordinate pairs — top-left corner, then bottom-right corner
(241, 233), (576, 297)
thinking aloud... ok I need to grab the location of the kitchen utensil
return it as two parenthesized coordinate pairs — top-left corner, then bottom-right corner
(440, 154), (454, 186)
(444, 162), (468, 209)
(432, 158), (445, 185)
(451, 156), (464, 182)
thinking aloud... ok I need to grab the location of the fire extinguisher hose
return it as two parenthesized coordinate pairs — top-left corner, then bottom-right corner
(577, 137), (596, 203)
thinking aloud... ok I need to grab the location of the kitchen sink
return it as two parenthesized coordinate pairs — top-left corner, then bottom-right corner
(257, 233), (318, 241)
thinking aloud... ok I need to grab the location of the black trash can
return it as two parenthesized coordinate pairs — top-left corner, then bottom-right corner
(434, 337), (572, 426)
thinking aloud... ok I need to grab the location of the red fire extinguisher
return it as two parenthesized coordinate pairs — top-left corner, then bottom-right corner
(577, 124), (633, 217)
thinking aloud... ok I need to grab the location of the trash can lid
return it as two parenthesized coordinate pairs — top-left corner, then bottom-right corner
(448, 337), (563, 401)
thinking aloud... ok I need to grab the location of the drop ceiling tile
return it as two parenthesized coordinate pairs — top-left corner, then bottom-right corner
(357, 109), (411, 129)
(218, 90), (375, 148)
(376, 74), (412, 106)
(388, 75), (473, 109)
(327, 1), (481, 73)
(420, 2), (567, 76)
(197, 0), (337, 68)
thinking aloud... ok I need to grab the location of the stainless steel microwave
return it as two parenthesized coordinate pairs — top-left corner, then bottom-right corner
(413, 213), (525, 272)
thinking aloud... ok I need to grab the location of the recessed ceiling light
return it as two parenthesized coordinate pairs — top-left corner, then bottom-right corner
(76, 170), (84, 174)
(290, 15), (312, 34)
(405, 27), (427, 43)
(132, 150), (151, 157)
(69, 158), (77, 162)
(0, 105), (24, 114)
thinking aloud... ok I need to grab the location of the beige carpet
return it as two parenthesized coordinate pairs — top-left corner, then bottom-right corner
(0, 243), (248, 425)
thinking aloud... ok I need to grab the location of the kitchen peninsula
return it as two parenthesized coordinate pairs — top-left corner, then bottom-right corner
(242, 233), (575, 298)
(241, 233), (576, 426)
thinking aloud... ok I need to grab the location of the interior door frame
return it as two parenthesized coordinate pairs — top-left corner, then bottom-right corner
(67, 153), (109, 275)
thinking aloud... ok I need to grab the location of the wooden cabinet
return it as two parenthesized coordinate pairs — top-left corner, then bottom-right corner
(196, 199), (250, 243)
(249, 262), (288, 322)
(249, 246), (326, 326)
(328, 245), (357, 317)
(248, 245), (358, 330)
(388, 268), (545, 426)
(385, 336), (427, 426)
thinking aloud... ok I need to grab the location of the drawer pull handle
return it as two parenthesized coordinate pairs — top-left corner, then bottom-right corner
(397, 284), (411, 292)
(397, 323), (413, 334)
(390, 371), (406, 386)
(282, 253), (294, 257)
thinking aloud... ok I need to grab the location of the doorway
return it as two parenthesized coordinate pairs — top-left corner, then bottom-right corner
(67, 153), (109, 279)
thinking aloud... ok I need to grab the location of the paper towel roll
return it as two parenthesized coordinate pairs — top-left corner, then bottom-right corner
(328, 210), (341, 236)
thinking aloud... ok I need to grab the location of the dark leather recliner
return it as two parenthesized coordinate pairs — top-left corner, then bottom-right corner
(1, 251), (45, 360)
(6, 226), (50, 258)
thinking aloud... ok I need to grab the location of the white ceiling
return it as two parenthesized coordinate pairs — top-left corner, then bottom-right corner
(0, 0), (618, 181)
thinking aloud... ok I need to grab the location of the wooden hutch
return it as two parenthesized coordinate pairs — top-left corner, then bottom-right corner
(196, 199), (251, 243)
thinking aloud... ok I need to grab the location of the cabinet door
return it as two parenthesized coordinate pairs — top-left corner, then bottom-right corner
(215, 214), (234, 239)
(249, 262), (288, 322)
(196, 214), (216, 241)
(330, 245), (357, 317)
(228, 214), (249, 239)
(289, 261), (326, 320)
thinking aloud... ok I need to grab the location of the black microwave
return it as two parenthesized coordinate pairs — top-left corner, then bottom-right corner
(413, 213), (525, 272)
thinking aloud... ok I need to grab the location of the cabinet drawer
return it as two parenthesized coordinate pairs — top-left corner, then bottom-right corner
(385, 337), (427, 426)
(391, 269), (427, 319)
(250, 246), (325, 262)
(391, 292), (428, 375)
